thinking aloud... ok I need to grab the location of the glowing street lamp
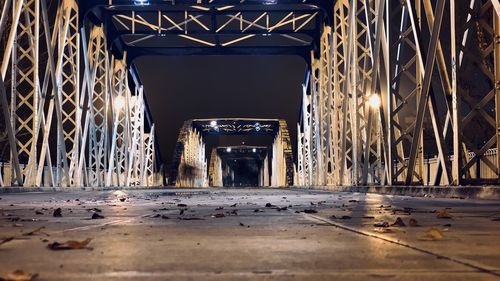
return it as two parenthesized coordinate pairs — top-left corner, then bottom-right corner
(114, 96), (125, 111)
(368, 94), (381, 109)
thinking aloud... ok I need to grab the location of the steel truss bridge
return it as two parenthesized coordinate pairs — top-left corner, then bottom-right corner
(0, 0), (499, 188)
(172, 118), (293, 187)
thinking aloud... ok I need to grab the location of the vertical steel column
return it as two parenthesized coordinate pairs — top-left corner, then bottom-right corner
(318, 26), (331, 186)
(495, 3), (500, 178)
(127, 87), (144, 186)
(87, 25), (109, 187)
(452, 0), (499, 183)
(301, 72), (312, 186)
(332, 0), (350, 185)
(144, 125), (155, 186)
(309, 52), (321, 186)
(107, 56), (130, 186)
(11, 0), (39, 183)
(56, 0), (79, 186)
(296, 122), (304, 186)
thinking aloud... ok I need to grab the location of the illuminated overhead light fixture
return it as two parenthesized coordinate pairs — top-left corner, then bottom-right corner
(263, 0), (277, 4)
(252, 148), (257, 153)
(226, 147), (232, 153)
(133, 0), (149, 5)
(255, 122), (261, 131)
(210, 120), (217, 127)
(368, 94), (381, 109)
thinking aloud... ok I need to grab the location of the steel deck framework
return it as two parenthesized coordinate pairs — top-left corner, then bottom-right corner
(0, 0), (498, 187)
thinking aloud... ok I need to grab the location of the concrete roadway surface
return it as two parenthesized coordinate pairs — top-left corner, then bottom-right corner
(0, 188), (499, 280)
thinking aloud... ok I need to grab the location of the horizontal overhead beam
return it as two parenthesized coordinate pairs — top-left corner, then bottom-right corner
(124, 45), (312, 64)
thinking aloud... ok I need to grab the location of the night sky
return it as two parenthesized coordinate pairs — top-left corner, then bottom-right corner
(135, 55), (306, 167)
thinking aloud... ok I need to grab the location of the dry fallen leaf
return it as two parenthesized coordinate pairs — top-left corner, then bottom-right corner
(47, 238), (92, 250)
(52, 208), (62, 217)
(437, 209), (452, 219)
(91, 213), (104, 220)
(391, 217), (406, 227)
(409, 218), (419, 227)
(1, 270), (38, 281)
(424, 227), (444, 240)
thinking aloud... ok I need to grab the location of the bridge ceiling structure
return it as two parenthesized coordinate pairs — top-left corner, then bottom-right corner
(80, 0), (334, 63)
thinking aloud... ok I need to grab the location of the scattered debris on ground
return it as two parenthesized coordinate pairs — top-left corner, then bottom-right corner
(391, 217), (406, 227)
(330, 215), (351, 220)
(409, 218), (419, 227)
(52, 208), (62, 217)
(91, 213), (105, 219)
(47, 238), (93, 250)
(0, 269), (38, 281)
(424, 228), (444, 240)
(374, 221), (389, 228)
(373, 228), (395, 234)
(437, 209), (452, 219)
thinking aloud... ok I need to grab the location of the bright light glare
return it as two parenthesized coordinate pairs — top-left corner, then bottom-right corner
(114, 96), (125, 111)
(134, 0), (149, 5)
(255, 122), (261, 131)
(263, 0), (277, 4)
(226, 147), (232, 153)
(368, 94), (381, 109)
(252, 148), (257, 153)
(210, 120), (217, 127)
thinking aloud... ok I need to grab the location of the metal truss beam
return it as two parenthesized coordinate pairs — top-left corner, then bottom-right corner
(0, 0), (498, 189)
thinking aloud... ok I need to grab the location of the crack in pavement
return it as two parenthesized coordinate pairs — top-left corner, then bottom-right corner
(295, 210), (500, 278)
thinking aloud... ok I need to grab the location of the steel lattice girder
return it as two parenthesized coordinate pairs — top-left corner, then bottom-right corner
(0, 0), (499, 188)
(77, 0), (333, 63)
